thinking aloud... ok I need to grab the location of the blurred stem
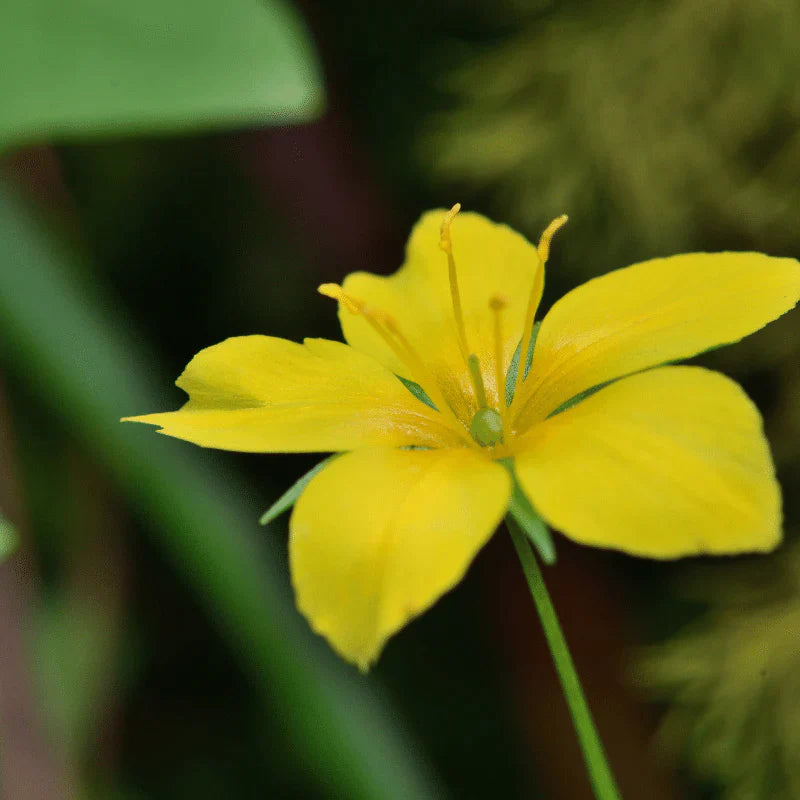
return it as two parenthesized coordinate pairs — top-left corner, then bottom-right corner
(0, 376), (75, 799)
(507, 519), (622, 800)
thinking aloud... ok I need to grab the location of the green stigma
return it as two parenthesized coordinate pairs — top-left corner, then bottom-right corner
(470, 407), (504, 447)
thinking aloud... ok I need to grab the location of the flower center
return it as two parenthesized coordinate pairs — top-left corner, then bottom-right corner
(439, 206), (567, 447)
(319, 206), (568, 449)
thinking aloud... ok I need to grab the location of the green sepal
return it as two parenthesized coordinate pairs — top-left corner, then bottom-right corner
(259, 454), (339, 525)
(506, 320), (614, 419)
(505, 322), (540, 407)
(0, 512), (18, 562)
(547, 381), (612, 418)
(397, 375), (438, 410)
(500, 459), (556, 564)
(507, 489), (556, 565)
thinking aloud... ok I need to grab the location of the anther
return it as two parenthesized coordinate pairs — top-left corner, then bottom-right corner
(438, 203), (461, 255)
(319, 284), (399, 332)
(537, 214), (569, 264)
(318, 283), (363, 315)
(318, 284), (414, 371)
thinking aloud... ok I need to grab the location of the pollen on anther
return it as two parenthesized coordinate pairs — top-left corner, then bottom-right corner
(318, 283), (363, 316)
(537, 214), (569, 264)
(439, 203), (461, 254)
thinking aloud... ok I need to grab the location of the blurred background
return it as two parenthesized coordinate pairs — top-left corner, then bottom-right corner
(1, 1), (800, 798)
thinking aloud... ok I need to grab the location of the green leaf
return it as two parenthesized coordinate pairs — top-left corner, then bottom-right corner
(397, 375), (438, 410)
(505, 322), (539, 407)
(0, 180), (443, 800)
(0, 512), (18, 562)
(505, 469), (556, 565)
(0, 0), (324, 151)
(260, 455), (338, 525)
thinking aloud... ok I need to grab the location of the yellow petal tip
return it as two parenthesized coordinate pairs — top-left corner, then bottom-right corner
(120, 414), (158, 426)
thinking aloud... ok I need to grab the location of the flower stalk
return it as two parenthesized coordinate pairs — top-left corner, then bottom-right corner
(507, 517), (622, 800)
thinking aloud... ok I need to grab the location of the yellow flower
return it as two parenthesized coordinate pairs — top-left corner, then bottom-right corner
(125, 207), (800, 670)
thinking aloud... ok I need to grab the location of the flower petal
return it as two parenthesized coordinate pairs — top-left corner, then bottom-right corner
(123, 336), (464, 452)
(340, 210), (542, 420)
(514, 367), (781, 558)
(512, 252), (800, 427)
(290, 447), (511, 669)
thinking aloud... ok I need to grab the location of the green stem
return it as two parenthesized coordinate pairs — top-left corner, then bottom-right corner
(507, 519), (622, 800)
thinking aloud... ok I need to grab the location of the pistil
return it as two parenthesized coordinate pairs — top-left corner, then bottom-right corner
(467, 354), (489, 408)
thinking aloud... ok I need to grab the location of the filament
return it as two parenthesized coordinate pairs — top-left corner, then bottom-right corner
(439, 204), (471, 365)
(489, 295), (507, 413)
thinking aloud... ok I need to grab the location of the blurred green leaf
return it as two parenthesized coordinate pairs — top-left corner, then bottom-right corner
(632, 548), (800, 800)
(422, 0), (800, 262)
(35, 597), (118, 760)
(0, 0), (324, 151)
(0, 511), (18, 562)
(0, 180), (443, 800)
(259, 454), (338, 525)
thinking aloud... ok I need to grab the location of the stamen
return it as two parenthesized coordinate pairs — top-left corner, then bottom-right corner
(318, 284), (421, 379)
(318, 283), (468, 436)
(439, 204), (471, 364)
(439, 203), (495, 412)
(516, 214), (569, 394)
(489, 295), (507, 411)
